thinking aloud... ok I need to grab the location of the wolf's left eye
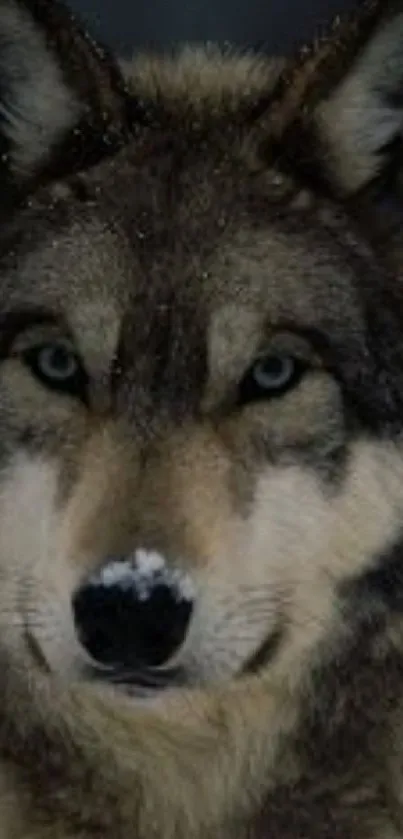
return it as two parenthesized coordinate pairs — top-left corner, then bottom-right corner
(22, 340), (88, 399)
(238, 353), (305, 404)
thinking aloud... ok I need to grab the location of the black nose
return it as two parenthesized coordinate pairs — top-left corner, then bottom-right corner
(72, 554), (194, 670)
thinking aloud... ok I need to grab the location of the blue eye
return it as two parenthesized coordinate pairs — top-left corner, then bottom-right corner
(238, 353), (305, 404)
(23, 340), (88, 399)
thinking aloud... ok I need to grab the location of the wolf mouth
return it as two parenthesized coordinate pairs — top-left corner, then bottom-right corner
(86, 661), (187, 696)
(85, 623), (284, 695)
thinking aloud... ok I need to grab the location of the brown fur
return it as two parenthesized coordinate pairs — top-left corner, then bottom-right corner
(0, 0), (403, 837)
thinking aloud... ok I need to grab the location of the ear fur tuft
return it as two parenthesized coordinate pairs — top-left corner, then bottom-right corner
(314, 10), (403, 194)
(0, 0), (131, 194)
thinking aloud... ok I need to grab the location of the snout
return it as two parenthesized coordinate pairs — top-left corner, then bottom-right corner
(72, 550), (194, 678)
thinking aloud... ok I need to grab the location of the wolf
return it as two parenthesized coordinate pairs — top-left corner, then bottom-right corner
(1, 0), (403, 836)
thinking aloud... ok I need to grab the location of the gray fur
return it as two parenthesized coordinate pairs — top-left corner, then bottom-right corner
(0, 1), (402, 838)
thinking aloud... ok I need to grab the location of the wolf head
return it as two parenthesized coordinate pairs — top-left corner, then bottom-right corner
(0, 0), (403, 691)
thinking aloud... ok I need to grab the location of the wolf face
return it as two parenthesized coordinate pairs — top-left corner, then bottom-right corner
(1, 2), (403, 839)
(0, 0), (402, 701)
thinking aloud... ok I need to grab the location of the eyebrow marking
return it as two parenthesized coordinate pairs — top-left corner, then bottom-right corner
(0, 306), (60, 355)
(208, 304), (263, 381)
(68, 299), (121, 382)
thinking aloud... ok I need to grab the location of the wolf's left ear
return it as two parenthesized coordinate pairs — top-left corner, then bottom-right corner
(0, 0), (131, 195)
(312, 6), (403, 198)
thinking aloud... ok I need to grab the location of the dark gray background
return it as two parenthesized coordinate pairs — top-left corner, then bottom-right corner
(69, 0), (358, 57)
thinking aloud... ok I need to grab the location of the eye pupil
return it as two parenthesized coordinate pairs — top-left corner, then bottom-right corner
(42, 345), (75, 378)
(238, 352), (303, 405)
(22, 340), (87, 400)
(38, 343), (78, 381)
(253, 355), (295, 390)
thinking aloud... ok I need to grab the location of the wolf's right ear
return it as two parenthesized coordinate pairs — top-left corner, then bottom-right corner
(0, 0), (132, 195)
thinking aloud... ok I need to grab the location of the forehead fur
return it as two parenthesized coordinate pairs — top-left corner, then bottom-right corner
(0, 138), (371, 314)
(118, 0), (384, 143)
(121, 47), (285, 119)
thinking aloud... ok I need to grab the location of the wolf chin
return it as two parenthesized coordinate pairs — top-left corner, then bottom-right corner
(0, 0), (403, 836)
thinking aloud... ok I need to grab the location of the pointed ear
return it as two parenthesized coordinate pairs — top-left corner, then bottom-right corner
(0, 0), (131, 197)
(313, 5), (403, 196)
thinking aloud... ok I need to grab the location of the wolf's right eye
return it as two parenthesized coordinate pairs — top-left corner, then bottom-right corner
(238, 352), (306, 405)
(22, 340), (88, 400)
